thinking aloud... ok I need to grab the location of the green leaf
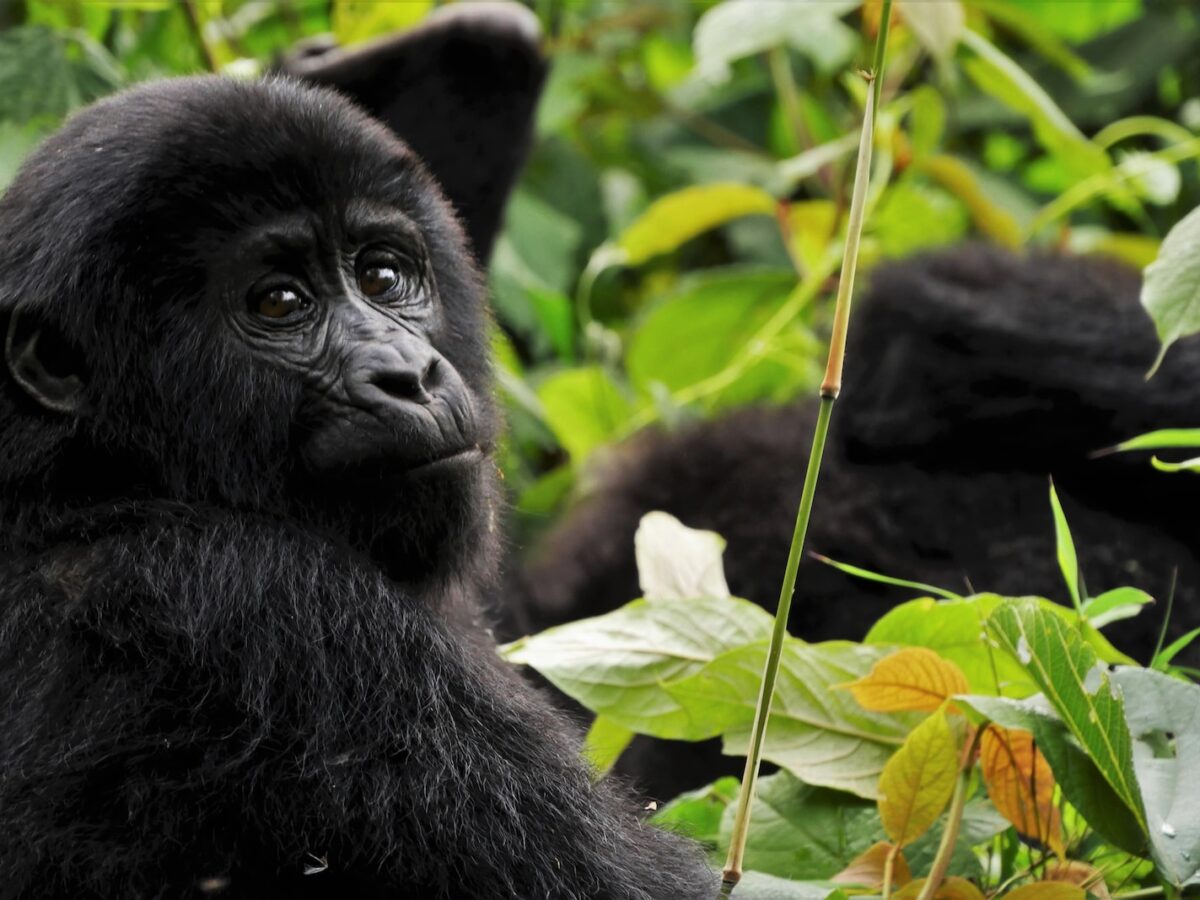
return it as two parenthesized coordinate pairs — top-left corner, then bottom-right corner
(716, 771), (882, 880)
(904, 801), (1009, 881)
(812, 555), (960, 601)
(0, 26), (123, 124)
(986, 600), (1146, 831)
(1111, 667), (1200, 886)
(634, 512), (730, 602)
(650, 776), (739, 846)
(500, 596), (774, 739)
(1154, 627), (1200, 670)
(957, 693), (1147, 854)
(668, 641), (917, 798)
(582, 715), (635, 776)
(1082, 588), (1154, 629)
(332, 0), (432, 44)
(1116, 429), (1200, 452)
(693, 0), (859, 80)
(616, 183), (776, 265)
(535, 367), (631, 461)
(960, 31), (1109, 183)
(1141, 205), (1200, 373)
(1150, 456), (1200, 474)
(1049, 481), (1083, 611)
(877, 710), (960, 848)
(871, 181), (969, 258)
(626, 268), (814, 410)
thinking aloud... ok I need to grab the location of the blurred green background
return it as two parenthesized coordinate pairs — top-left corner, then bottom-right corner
(3, 0), (1198, 544)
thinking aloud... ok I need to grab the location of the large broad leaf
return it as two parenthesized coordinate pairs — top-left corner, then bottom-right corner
(668, 641), (917, 798)
(717, 770), (882, 880)
(616, 183), (776, 265)
(0, 26), (123, 124)
(693, 0), (859, 80)
(843, 647), (969, 714)
(501, 595), (773, 739)
(958, 694), (1146, 854)
(987, 600), (1144, 829)
(733, 872), (848, 900)
(979, 725), (1064, 857)
(1141, 204), (1200, 372)
(1111, 667), (1200, 887)
(651, 776), (739, 846)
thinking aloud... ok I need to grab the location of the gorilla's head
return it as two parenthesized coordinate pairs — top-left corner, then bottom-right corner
(0, 77), (499, 582)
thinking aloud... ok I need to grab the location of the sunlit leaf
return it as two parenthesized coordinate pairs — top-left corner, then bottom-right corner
(919, 155), (1022, 248)
(878, 710), (959, 847)
(332, 0), (432, 44)
(669, 641), (917, 798)
(831, 841), (909, 890)
(1141, 205), (1200, 372)
(1081, 588), (1153, 630)
(979, 725), (1065, 857)
(693, 0), (859, 80)
(501, 595), (773, 739)
(650, 776), (739, 846)
(616, 183), (776, 265)
(812, 554), (960, 601)
(582, 715), (635, 775)
(1115, 429), (1200, 452)
(843, 647), (969, 713)
(634, 511), (730, 602)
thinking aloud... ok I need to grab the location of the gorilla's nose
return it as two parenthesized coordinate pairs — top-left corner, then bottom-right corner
(370, 357), (440, 405)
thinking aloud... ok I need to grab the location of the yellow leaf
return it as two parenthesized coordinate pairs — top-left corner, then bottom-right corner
(1045, 861), (1110, 899)
(879, 710), (959, 847)
(894, 876), (985, 899)
(617, 183), (776, 265)
(980, 725), (1065, 858)
(1005, 883), (1085, 900)
(831, 841), (911, 890)
(785, 200), (838, 275)
(844, 647), (969, 713)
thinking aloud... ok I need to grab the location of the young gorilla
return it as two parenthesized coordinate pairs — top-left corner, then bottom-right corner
(509, 246), (1200, 798)
(0, 78), (715, 898)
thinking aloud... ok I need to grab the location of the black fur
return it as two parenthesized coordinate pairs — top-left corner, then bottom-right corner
(0, 77), (714, 898)
(510, 246), (1200, 798)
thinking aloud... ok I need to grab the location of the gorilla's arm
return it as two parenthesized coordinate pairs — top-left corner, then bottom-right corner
(0, 505), (714, 898)
(283, 4), (546, 262)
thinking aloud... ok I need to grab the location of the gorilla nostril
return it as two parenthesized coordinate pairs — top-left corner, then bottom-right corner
(372, 369), (430, 403)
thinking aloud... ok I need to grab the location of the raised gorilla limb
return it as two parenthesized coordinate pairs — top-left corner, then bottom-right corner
(282, 2), (547, 263)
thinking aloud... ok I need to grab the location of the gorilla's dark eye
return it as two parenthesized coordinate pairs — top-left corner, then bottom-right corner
(253, 287), (307, 320)
(357, 250), (409, 300)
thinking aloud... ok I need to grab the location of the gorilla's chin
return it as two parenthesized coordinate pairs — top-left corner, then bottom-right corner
(298, 453), (497, 586)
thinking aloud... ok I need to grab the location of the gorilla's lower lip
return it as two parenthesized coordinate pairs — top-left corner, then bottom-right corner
(404, 446), (484, 476)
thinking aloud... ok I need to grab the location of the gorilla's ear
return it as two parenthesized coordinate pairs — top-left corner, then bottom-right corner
(282, 3), (547, 262)
(4, 310), (86, 414)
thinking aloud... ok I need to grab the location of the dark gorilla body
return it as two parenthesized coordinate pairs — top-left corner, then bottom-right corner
(511, 246), (1200, 798)
(0, 78), (715, 898)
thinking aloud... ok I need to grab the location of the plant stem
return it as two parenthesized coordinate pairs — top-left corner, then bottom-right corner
(718, 4), (892, 894)
(181, 0), (218, 72)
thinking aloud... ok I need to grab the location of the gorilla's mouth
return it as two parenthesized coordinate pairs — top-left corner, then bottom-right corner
(403, 445), (485, 477)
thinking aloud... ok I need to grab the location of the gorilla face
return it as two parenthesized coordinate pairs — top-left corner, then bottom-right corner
(0, 77), (498, 578)
(213, 202), (482, 476)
